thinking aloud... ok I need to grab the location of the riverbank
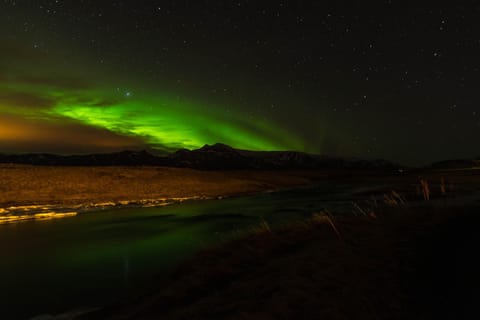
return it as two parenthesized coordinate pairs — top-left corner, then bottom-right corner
(3, 166), (479, 319)
(4, 164), (480, 212)
(0, 165), (334, 223)
(0, 165), (317, 206)
(84, 203), (479, 319)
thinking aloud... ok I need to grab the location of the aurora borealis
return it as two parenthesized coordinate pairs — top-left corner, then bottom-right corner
(0, 40), (305, 153)
(2, 1), (480, 164)
(1, 71), (304, 153)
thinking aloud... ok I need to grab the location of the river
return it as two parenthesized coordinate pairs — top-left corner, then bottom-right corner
(0, 182), (371, 319)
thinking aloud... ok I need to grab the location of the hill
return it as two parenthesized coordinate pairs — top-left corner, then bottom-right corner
(0, 143), (398, 170)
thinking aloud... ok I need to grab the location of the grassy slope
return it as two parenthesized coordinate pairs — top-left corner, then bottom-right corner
(85, 203), (479, 320)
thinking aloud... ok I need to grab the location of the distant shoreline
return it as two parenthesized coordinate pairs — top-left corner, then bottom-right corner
(0, 165), (333, 224)
(0, 196), (209, 224)
(2, 164), (478, 224)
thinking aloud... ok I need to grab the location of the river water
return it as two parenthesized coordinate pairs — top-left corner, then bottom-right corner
(0, 182), (373, 319)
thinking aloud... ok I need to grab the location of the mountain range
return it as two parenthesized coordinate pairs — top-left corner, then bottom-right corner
(0, 143), (400, 170)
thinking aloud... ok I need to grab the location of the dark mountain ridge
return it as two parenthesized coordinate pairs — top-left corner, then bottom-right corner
(0, 143), (399, 170)
(428, 159), (480, 170)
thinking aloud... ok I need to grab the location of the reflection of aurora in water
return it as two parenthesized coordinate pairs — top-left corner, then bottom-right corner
(0, 183), (361, 319)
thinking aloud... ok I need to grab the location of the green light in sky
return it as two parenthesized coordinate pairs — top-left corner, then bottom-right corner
(49, 90), (305, 152)
(0, 40), (306, 153)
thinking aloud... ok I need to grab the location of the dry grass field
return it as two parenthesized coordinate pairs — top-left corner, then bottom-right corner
(0, 165), (331, 210)
(2, 164), (480, 213)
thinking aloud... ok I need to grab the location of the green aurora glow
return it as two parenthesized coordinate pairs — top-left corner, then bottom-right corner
(1, 74), (305, 152)
(0, 12), (351, 156)
(0, 3), (361, 157)
(50, 92), (305, 151)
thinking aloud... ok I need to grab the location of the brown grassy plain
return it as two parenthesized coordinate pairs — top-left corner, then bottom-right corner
(0, 165), (331, 209)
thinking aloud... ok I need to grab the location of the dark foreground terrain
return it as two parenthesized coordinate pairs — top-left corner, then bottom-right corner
(83, 202), (479, 319)
(2, 163), (479, 319)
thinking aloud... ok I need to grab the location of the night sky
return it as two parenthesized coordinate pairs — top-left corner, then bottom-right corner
(1, 1), (479, 164)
